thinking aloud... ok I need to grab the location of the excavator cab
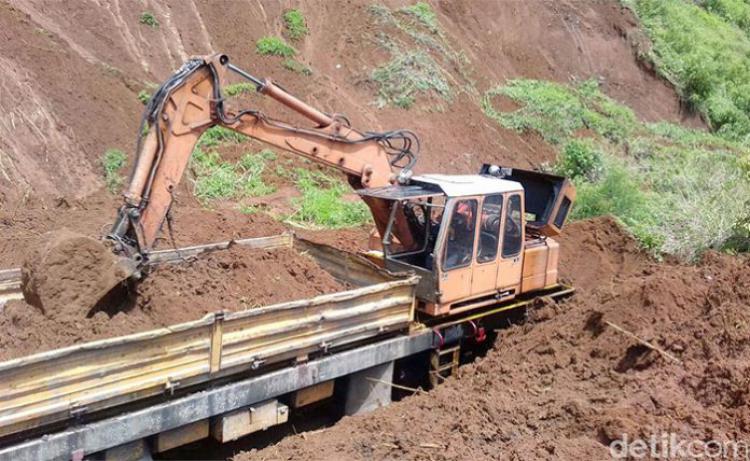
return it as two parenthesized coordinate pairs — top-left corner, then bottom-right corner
(360, 166), (575, 316)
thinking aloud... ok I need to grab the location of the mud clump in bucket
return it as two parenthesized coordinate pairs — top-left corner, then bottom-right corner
(21, 229), (132, 320)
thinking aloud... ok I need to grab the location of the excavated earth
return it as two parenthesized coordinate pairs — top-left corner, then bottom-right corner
(234, 217), (750, 460)
(0, 245), (343, 361)
(0, 0), (745, 459)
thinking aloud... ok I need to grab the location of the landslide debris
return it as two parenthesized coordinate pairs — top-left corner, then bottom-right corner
(239, 217), (750, 461)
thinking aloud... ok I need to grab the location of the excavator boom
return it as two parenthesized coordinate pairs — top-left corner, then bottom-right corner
(110, 54), (418, 259)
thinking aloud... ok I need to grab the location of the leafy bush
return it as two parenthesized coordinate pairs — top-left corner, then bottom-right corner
(288, 169), (370, 228)
(700, 0), (750, 37)
(101, 149), (127, 193)
(555, 139), (604, 181)
(256, 37), (296, 57)
(139, 11), (159, 28)
(634, 0), (750, 143)
(283, 9), (308, 41)
(571, 157), (662, 251)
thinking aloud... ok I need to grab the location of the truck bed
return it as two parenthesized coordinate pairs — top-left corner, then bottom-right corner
(0, 235), (418, 439)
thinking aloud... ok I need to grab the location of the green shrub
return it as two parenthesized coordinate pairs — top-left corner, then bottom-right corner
(555, 139), (604, 181)
(139, 11), (159, 28)
(700, 0), (750, 36)
(289, 169), (370, 228)
(101, 149), (127, 193)
(283, 9), (308, 41)
(256, 36), (296, 57)
(572, 158), (663, 251)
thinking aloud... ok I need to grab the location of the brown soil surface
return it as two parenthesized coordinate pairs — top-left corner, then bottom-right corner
(238, 217), (750, 460)
(0, 246), (343, 361)
(0, 0), (699, 206)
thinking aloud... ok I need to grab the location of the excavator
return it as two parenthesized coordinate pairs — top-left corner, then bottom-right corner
(27, 53), (575, 317)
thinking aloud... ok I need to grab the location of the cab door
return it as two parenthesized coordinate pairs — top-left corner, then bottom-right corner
(471, 194), (503, 296)
(437, 198), (478, 304)
(496, 193), (524, 296)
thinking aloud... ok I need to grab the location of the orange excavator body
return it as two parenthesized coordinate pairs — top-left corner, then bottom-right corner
(102, 53), (575, 317)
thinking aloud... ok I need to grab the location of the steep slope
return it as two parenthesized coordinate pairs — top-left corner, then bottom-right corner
(0, 0), (695, 206)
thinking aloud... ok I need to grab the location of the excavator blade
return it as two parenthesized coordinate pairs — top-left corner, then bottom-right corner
(21, 230), (138, 320)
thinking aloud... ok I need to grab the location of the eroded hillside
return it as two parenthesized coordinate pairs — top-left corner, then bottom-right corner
(0, 0), (694, 205)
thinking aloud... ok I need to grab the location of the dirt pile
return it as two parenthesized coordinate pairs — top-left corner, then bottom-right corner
(239, 218), (750, 461)
(0, 246), (343, 361)
(21, 230), (135, 319)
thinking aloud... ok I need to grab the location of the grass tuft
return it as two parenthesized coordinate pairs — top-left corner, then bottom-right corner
(191, 148), (277, 201)
(137, 90), (151, 105)
(101, 149), (127, 193)
(288, 169), (370, 228)
(372, 44), (451, 109)
(224, 83), (256, 97)
(283, 9), (308, 41)
(400, 2), (439, 32)
(139, 11), (159, 28)
(282, 58), (312, 76)
(256, 36), (296, 57)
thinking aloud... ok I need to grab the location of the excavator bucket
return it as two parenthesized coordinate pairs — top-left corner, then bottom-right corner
(21, 230), (138, 320)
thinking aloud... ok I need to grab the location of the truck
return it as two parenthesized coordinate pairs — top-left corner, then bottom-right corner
(1, 53), (575, 460)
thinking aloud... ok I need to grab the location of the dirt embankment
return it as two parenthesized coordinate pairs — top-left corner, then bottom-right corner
(238, 217), (750, 461)
(0, 246), (343, 361)
(0, 0), (698, 206)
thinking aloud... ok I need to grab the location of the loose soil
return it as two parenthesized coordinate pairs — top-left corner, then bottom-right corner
(0, 1), (743, 458)
(0, 246), (343, 362)
(21, 229), (135, 319)
(237, 217), (750, 460)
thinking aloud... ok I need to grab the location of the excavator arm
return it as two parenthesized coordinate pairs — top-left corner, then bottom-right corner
(110, 54), (417, 259)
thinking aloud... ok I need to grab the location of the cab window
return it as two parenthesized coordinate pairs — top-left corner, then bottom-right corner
(502, 194), (523, 257)
(477, 195), (503, 263)
(443, 199), (477, 270)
